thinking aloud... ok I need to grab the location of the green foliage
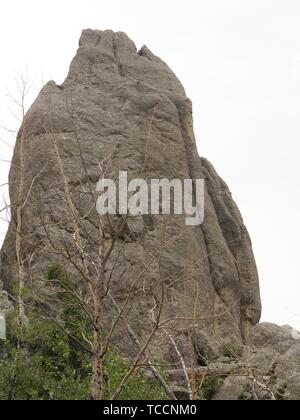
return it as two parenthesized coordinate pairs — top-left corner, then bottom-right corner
(0, 264), (168, 400)
(105, 352), (167, 400)
(220, 342), (243, 359)
(198, 377), (223, 400)
(45, 263), (64, 281)
(275, 381), (288, 401)
(0, 309), (92, 400)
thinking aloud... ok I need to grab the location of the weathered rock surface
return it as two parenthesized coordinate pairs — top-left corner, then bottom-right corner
(167, 323), (300, 400)
(1, 29), (299, 400)
(0, 290), (11, 315)
(249, 323), (300, 400)
(0, 30), (261, 357)
(249, 322), (298, 354)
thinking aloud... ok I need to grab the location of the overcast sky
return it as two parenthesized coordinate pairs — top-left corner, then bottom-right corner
(0, 0), (299, 330)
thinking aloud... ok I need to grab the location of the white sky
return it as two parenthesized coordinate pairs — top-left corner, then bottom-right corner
(0, 0), (300, 330)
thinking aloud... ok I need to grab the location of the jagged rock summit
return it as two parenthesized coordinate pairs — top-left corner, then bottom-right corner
(1, 29), (261, 343)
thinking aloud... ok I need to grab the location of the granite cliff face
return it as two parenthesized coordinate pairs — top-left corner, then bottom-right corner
(0, 30), (261, 356)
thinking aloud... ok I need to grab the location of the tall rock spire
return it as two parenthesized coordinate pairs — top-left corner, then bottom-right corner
(0, 30), (261, 353)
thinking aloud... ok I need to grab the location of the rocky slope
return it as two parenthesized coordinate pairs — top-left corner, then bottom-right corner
(168, 322), (300, 400)
(1, 29), (298, 399)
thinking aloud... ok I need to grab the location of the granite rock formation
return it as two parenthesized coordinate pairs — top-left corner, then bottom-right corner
(0, 30), (261, 361)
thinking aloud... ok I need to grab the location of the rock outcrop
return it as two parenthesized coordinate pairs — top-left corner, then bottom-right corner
(0, 30), (261, 361)
(167, 323), (300, 400)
